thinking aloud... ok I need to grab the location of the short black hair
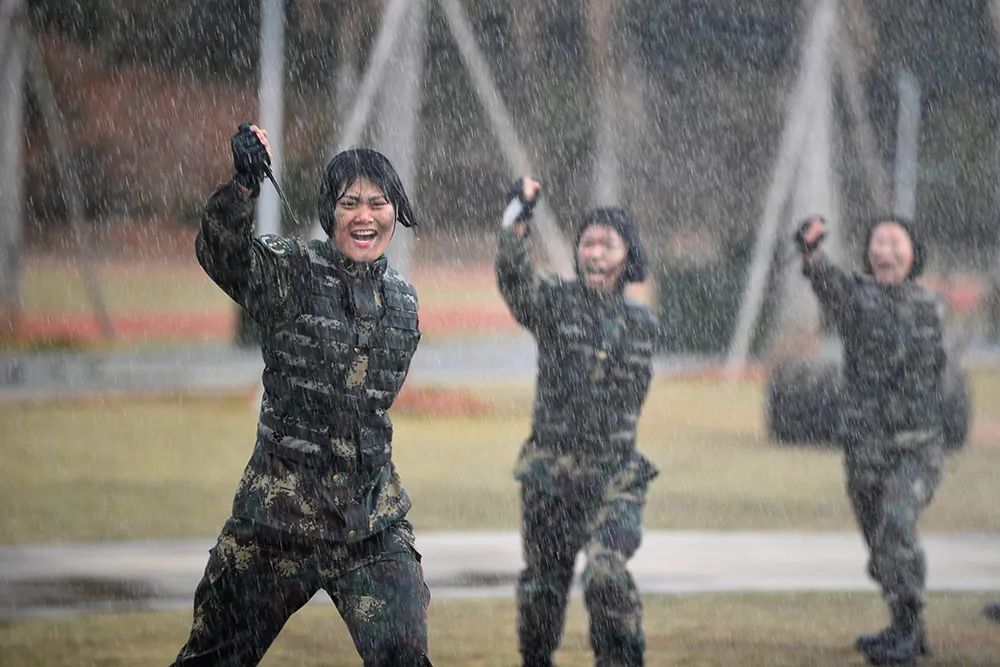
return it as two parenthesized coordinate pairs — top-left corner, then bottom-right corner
(318, 148), (416, 235)
(861, 215), (925, 279)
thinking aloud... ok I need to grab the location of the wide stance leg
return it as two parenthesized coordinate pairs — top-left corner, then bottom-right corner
(847, 444), (943, 664)
(326, 523), (432, 667)
(172, 519), (318, 667)
(517, 484), (587, 667)
(870, 448), (942, 612)
(582, 475), (647, 667)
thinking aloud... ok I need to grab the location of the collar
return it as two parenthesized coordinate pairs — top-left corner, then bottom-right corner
(577, 279), (626, 306)
(322, 241), (388, 280)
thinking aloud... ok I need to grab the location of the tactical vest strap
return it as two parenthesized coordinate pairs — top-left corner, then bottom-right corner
(258, 410), (392, 472)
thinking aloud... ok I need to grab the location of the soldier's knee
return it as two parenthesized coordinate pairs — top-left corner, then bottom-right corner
(880, 512), (919, 553)
(583, 552), (631, 598)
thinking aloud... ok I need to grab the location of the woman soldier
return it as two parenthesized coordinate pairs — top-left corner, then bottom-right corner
(173, 124), (431, 666)
(496, 177), (659, 667)
(797, 215), (947, 665)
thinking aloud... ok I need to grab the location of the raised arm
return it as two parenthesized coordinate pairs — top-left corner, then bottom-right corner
(195, 124), (296, 327)
(495, 176), (554, 332)
(796, 216), (854, 328)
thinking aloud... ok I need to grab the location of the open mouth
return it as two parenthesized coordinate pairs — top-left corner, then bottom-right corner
(350, 229), (378, 245)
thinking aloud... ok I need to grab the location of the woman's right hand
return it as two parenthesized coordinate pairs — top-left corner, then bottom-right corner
(503, 176), (542, 237)
(231, 123), (272, 196)
(795, 216), (826, 256)
(520, 177), (541, 204)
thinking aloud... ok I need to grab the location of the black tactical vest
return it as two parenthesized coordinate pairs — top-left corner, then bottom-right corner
(841, 280), (944, 438)
(255, 240), (419, 477)
(531, 284), (655, 457)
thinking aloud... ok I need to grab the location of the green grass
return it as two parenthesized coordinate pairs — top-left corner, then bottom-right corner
(3, 371), (999, 544)
(1, 592), (998, 666)
(21, 260), (229, 315)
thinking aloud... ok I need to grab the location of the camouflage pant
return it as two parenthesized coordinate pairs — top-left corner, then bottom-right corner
(172, 517), (431, 666)
(517, 468), (650, 667)
(844, 437), (944, 611)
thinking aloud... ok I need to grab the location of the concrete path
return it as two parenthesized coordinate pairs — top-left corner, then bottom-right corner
(5, 338), (1000, 402)
(0, 338), (730, 402)
(3, 531), (998, 619)
(0, 338), (539, 402)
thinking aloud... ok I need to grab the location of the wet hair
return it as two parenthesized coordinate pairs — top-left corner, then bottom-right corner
(861, 215), (925, 279)
(573, 207), (648, 286)
(318, 148), (416, 236)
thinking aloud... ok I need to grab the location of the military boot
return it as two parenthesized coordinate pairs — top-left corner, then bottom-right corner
(985, 602), (1000, 623)
(860, 600), (926, 665)
(855, 619), (929, 656)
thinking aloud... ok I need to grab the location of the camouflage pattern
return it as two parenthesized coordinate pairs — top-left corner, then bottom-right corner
(845, 434), (943, 611)
(805, 253), (947, 616)
(172, 518), (431, 666)
(497, 227), (659, 666)
(496, 229), (657, 460)
(804, 253), (946, 440)
(178, 180), (429, 665)
(517, 454), (656, 667)
(195, 180), (420, 543)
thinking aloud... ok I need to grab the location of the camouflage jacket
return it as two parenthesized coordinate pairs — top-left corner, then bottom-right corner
(804, 253), (945, 444)
(496, 228), (659, 488)
(197, 181), (420, 543)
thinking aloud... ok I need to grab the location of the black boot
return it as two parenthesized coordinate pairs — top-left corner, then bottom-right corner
(856, 623), (929, 658)
(855, 624), (896, 654)
(860, 600), (927, 665)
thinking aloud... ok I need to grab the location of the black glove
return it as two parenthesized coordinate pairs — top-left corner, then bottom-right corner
(794, 216), (826, 254)
(506, 178), (539, 221)
(231, 123), (270, 197)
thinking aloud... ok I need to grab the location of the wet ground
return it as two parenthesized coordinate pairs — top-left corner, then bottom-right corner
(3, 531), (999, 619)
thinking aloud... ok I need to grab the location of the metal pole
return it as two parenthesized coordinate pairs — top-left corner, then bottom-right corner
(311, 0), (410, 240)
(588, 0), (620, 206)
(0, 0), (26, 330)
(724, 0), (838, 375)
(25, 34), (114, 339)
(256, 0), (285, 237)
(437, 0), (574, 277)
(771, 7), (841, 356)
(376, 0), (427, 278)
(835, 2), (890, 213)
(893, 69), (920, 220)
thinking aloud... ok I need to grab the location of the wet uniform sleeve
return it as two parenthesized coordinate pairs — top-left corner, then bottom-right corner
(195, 180), (297, 328)
(802, 251), (855, 333)
(633, 306), (658, 407)
(927, 293), (948, 377)
(495, 227), (557, 334)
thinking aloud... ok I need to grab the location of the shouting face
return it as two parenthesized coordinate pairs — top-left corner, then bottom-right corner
(867, 221), (914, 285)
(331, 177), (396, 263)
(576, 224), (628, 293)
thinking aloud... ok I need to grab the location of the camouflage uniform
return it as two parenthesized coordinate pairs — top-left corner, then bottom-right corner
(173, 181), (430, 666)
(805, 253), (945, 620)
(497, 227), (659, 667)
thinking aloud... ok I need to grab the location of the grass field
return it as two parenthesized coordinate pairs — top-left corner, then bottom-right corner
(2, 352), (998, 665)
(1, 592), (998, 666)
(3, 372), (999, 544)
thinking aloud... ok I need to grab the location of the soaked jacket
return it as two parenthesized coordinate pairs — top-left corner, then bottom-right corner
(496, 228), (659, 488)
(804, 253), (945, 445)
(197, 181), (420, 542)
